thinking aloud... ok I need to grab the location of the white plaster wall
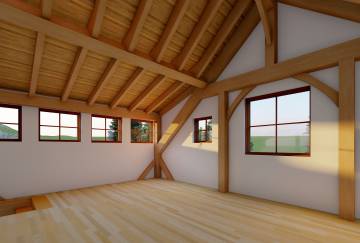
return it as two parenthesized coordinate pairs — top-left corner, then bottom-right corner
(0, 106), (154, 199)
(278, 4), (360, 61)
(161, 3), (360, 215)
(229, 78), (339, 214)
(163, 97), (218, 189)
(218, 24), (265, 80)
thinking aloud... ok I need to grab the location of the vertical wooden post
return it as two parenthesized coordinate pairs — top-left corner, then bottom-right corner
(218, 91), (229, 192)
(265, 0), (277, 66)
(338, 57), (355, 221)
(154, 120), (162, 178)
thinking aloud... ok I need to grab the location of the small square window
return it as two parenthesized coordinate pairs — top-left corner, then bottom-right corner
(131, 119), (153, 143)
(39, 109), (80, 141)
(0, 104), (21, 141)
(194, 116), (212, 143)
(91, 115), (122, 143)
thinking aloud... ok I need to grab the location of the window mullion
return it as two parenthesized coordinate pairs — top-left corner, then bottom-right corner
(105, 119), (107, 141)
(58, 112), (61, 141)
(275, 96), (278, 154)
(206, 119), (208, 141)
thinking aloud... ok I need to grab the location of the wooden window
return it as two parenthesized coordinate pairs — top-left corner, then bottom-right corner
(91, 115), (122, 143)
(194, 116), (212, 143)
(131, 119), (153, 143)
(39, 109), (80, 142)
(245, 86), (311, 156)
(0, 104), (21, 141)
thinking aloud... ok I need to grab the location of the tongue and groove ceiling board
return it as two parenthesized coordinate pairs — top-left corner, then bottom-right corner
(0, 0), (252, 116)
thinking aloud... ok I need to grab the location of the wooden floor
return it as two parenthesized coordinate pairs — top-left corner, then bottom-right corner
(0, 180), (359, 242)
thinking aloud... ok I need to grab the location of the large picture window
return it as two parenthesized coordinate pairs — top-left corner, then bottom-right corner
(194, 116), (212, 143)
(92, 115), (122, 142)
(39, 109), (80, 141)
(245, 86), (311, 156)
(131, 119), (153, 143)
(0, 104), (21, 141)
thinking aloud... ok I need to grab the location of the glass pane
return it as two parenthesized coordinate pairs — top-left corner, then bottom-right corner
(0, 123), (18, 139)
(60, 127), (78, 141)
(250, 98), (276, 126)
(249, 126), (276, 153)
(106, 118), (118, 130)
(40, 126), (59, 140)
(61, 113), (78, 127)
(92, 117), (105, 129)
(198, 130), (207, 142)
(40, 111), (59, 126)
(277, 123), (310, 153)
(131, 120), (152, 143)
(106, 130), (119, 142)
(198, 119), (206, 130)
(207, 130), (212, 142)
(92, 129), (105, 141)
(0, 107), (18, 123)
(278, 91), (310, 123)
(207, 119), (212, 131)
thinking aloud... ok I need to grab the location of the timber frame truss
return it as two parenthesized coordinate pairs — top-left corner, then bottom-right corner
(138, 0), (359, 221)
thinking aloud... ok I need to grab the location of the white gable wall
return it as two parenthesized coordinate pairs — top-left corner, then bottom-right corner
(277, 4), (360, 62)
(162, 4), (360, 216)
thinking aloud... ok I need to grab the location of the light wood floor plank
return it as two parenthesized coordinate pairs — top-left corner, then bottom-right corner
(0, 179), (359, 242)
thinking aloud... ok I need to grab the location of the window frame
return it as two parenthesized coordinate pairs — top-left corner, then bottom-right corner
(245, 86), (311, 156)
(130, 119), (154, 144)
(194, 116), (212, 143)
(39, 108), (81, 142)
(91, 114), (122, 143)
(0, 104), (22, 142)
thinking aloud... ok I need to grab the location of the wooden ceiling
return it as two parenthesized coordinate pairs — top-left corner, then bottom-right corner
(0, 0), (357, 119)
(0, 0), (256, 116)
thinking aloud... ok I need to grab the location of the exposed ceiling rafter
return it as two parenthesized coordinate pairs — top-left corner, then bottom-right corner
(41, 0), (52, 19)
(62, 47), (88, 102)
(88, 58), (120, 106)
(191, 0), (252, 77)
(145, 82), (184, 114)
(110, 67), (145, 109)
(172, 0), (223, 70)
(202, 4), (260, 82)
(128, 75), (167, 111)
(29, 32), (45, 97)
(0, 2), (206, 89)
(151, 0), (189, 62)
(123, 0), (153, 51)
(87, 0), (107, 38)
